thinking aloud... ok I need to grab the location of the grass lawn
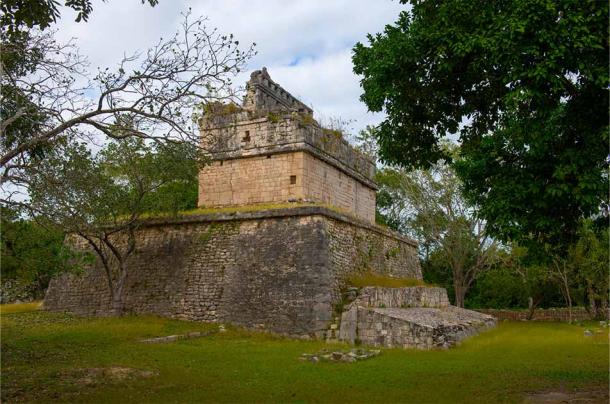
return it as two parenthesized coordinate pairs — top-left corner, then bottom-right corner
(1, 303), (608, 403)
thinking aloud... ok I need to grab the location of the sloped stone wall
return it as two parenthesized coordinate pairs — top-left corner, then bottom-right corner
(326, 221), (421, 304)
(44, 207), (420, 336)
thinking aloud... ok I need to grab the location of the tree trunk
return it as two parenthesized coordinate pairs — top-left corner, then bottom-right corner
(111, 262), (129, 316)
(560, 271), (573, 323)
(527, 297), (536, 320)
(566, 290), (573, 324)
(592, 298), (607, 320)
(554, 259), (573, 324)
(454, 281), (466, 308)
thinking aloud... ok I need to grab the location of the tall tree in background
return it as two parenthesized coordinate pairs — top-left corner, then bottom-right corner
(353, 0), (608, 252)
(568, 221), (609, 319)
(0, 206), (76, 300)
(376, 159), (498, 307)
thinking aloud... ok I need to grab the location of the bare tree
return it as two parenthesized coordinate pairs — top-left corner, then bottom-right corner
(1, 10), (255, 204)
(551, 256), (574, 323)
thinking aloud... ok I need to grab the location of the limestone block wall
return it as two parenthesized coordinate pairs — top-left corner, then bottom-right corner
(199, 152), (306, 206)
(201, 116), (376, 186)
(199, 113), (378, 224)
(326, 219), (421, 303)
(44, 207), (420, 336)
(302, 153), (376, 223)
(199, 150), (377, 223)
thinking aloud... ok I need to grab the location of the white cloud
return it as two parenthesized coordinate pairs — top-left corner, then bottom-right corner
(54, 0), (408, 133)
(268, 49), (382, 131)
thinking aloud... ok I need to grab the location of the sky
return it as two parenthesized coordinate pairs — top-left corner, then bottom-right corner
(54, 0), (408, 134)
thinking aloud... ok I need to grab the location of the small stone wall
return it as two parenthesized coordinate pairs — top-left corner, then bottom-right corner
(338, 286), (495, 349)
(0, 279), (40, 304)
(476, 307), (609, 321)
(44, 206), (420, 337)
(341, 306), (495, 349)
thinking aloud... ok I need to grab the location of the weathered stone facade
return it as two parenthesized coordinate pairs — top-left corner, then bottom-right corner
(198, 68), (377, 223)
(44, 69), (494, 348)
(44, 207), (420, 336)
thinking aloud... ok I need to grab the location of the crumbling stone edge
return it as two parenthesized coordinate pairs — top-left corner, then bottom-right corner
(140, 205), (418, 247)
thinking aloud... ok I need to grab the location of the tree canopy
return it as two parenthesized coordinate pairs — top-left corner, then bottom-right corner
(1, 11), (254, 208)
(375, 159), (498, 307)
(26, 138), (203, 313)
(1, 0), (158, 39)
(353, 0), (608, 250)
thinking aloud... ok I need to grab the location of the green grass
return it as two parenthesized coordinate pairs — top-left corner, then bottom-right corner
(1, 304), (608, 403)
(347, 271), (429, 288)
(0, 300), (42, 314)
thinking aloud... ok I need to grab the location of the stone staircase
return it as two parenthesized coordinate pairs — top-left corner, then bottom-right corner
(338, 286), (495, 349)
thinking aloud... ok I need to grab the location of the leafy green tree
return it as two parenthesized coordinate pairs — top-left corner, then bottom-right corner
(568, 220), (609, 319)
(375, 168), (408, 233)
(27, 138), (204, 314)
(1, 0), (158, 39)
(0, 207), (74, 299)
(465, 266), (528, 310)
(493, 246), (562, 316)
(353, 0), (608, 251)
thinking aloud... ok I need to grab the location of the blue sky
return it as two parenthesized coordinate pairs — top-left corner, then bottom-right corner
(55, 0), (408, 134)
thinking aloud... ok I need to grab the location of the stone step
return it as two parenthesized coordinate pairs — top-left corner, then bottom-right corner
(339, 305), (496, 349)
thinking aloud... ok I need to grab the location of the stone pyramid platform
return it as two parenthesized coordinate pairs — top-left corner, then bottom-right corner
(338, 286), (495, 349)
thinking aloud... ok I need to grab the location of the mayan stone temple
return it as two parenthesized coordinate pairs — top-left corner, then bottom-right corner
(44, 68), (495, 349)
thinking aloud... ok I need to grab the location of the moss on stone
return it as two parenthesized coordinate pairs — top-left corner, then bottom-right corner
(295, 112), (316, 127)
(204, 102), (241, 117)
(347, 271), (430, 288)
(267, 112), (281, 123)
(198, 223), (220, 244)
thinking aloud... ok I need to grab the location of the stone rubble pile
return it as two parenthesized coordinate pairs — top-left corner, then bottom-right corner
(300, 348), (381, 363)
(583, 321), (608, 337)
(140, 329), (216, 344)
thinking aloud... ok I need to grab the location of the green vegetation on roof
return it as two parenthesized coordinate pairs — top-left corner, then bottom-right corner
(139, 202), (352, 221)
(347, 271), (431, 288)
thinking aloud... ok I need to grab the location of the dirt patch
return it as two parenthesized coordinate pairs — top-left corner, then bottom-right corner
(67, 367), (158, 386)
(525, 388), (609, 403)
